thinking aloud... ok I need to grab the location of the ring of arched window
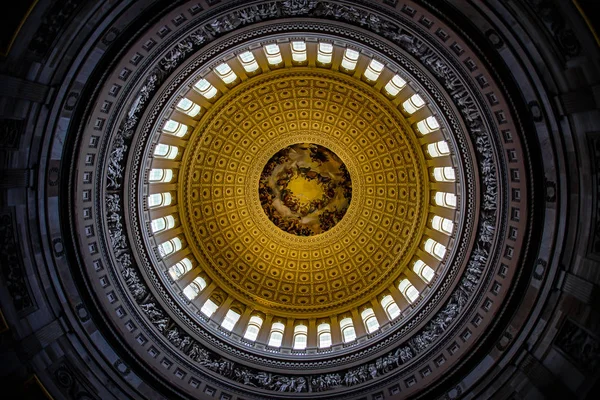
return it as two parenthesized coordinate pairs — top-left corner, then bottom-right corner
(243, 315), (263, 341)
(361, 308), (379, 333)
(403, 94), (425, 114)
(381, 295), (401, 320)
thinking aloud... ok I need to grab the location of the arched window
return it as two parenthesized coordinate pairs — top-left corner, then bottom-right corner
(361, 308), (379, 333)
(290, 41), (307, 63)
(149, 168), (174, 183)
(268, 322), (285, 347)
(148, 192), (173, 208)
(214, 63), (238, 84)
(427, 140), (450, 157)
(238, 51), (259, 72)
(194, 78), (217, 99)
(169, 258), (193, 280)
(399, 279), (420, 303)
(153, 144), (178, 159)
(381, 295), (401, 320)
(200, 298), (218, 317)
(413, 260), (435, 283)
(243, 315), (263, 341)
(433, 166), (456, 182)
(340, 317), (356, 343)
(403, 94), (425, 114)
(176, 98), (201, 117)
(424, 238), (447, 259)
(384, 74), (406, 96)
(432, 215), (454, 234)
(364, 59), (384, 81)
(151, 215), (175, 233)
(341, 48), (359, 71)
(163, 120), (188, 137)
(416, 115), (440, 134)
(221, 309), (241, 331)
(263, 43), (282, 65)
(158, 237), (182, 257)
(293, 324), (308, 350)
(182, 276), (206, 299)
(317, 323), (332, 348)
(317, 42), (333, 64)
(434, 192), (457, 208)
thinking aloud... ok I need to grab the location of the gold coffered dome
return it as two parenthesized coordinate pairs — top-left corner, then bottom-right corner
(179, 69), (429, 316)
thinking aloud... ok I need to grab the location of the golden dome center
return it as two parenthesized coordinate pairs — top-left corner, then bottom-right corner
(259, 143), (352, 236)
(287, 176), (324, 204)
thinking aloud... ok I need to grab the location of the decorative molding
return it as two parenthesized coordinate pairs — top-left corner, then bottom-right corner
(524, 0), (581, 57)
(0, 118), (24, 150)
(555, 318), (600, 373)
(588, 132), (600, 259)
(28, 0), (83, 57)
(0, 211), (35, 313)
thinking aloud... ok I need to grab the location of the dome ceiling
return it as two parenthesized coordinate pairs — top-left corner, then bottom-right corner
(178, 70), (430, 314)
(3, 0), (598, 399)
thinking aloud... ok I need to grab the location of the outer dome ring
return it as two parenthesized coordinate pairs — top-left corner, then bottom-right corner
(64, 1), (536, 396)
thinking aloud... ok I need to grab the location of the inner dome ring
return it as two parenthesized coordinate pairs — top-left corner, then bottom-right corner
(179, 70), (429, 313)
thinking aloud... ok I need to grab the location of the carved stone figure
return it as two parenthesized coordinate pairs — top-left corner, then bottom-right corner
(235, 368), (256, 386)
(106, 137), (127, 189)
(255, 371), (274, 388)
(396, 346), (414, 364)
(281, 0), (317, 15)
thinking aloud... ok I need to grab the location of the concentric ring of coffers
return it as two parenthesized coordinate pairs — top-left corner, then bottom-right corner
(141, 35), (461, 354)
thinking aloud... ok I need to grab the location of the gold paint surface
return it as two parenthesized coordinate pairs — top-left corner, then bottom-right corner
(179, 69), (428, 315)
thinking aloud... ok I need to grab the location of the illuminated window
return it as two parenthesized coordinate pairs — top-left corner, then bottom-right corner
(432, 215), (454, 234)
(238, 51), (259, 72)
(148, 192), (173, 208)
(317, 42), (333, 64)
(176, 98), (201, 117)
(384, 74), (407, 96)
(413, 260), (435, 283)
(149, 168), (174, 183)
(340, 317), (356, 343)
(150, 215), (175, 233)
(200, 299), (218, 317)
(214, 63), (238, 84)
(403, 94), (425, 114)
(341, 48), (359, 71)
(427, 140), (450, 157)
(433, 167), (456, 182)
(424, 238), (447, 260)
(290, 41), (307, 63)
(264, 43), (282, 65)
(221, 309), (241, 331)
(293, 324), (308, 350)
(364, 59), (384, 81)
(153, 144), (178, 159)
(317, 323), (332, 348)
(182, 276), (206, 299)
(381, 295), (401, 320)
(169, 258), (193, 280)
(193, 78), (218, 99)
(243, 316), (263, 341)
(158, 237), (182, 257)
(417, 116), (440, 134)
(361, 308), (379, 333)
(434, 192), (457, 208)
(268, 322), (285, 347)
(398, 279), (420, 303)
(163, 120), (188, 137)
